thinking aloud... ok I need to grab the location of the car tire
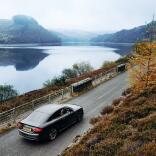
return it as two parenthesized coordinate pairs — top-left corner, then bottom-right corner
(48, 129), (57, 141)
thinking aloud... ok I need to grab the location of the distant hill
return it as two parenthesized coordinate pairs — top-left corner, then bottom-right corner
(92, 22), (156, 43)
(51, 29), (98, 42)
(0, 15), (61, 44)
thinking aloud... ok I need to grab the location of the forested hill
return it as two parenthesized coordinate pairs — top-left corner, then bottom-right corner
(92, 22), (156, 43)
(0, 15), (61, 44)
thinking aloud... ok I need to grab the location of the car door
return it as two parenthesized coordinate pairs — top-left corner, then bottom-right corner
(46, 108), (75, 132)
(60, 107), (76, 128)
(46, 109), (65, 131)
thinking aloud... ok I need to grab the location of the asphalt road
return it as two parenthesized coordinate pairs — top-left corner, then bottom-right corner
(0, 72), (128, 156)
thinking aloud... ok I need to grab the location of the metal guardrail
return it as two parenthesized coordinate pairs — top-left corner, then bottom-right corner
(0, 68), (117, 126)
(0, 86), (71, 126)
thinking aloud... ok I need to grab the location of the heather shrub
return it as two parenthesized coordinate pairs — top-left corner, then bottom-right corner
(112, 98), (121, 106)
(122, 88), (132, 96)
(130, 96), (147, 106)
(86, 133), (102, 149)
(90, 116), (102, 125)
(132, 142), (156, 156)
(90, 138), (123, 156)
(131, 113), (156, 131)
(100, 105), (114, 115)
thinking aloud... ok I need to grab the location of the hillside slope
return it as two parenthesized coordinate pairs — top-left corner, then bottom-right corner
(92, 22), (156, 43)
(0, 15), (61, 44)
(61, 85), (156, 156)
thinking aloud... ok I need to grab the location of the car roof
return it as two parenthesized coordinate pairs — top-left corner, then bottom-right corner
(35, 104), (63, 115)
(35, 103), (81, 115)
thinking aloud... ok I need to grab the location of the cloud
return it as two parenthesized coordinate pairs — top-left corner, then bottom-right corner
(0, 0), (155, 31)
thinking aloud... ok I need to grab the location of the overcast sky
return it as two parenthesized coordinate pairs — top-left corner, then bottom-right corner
(0, 0), (156, 32)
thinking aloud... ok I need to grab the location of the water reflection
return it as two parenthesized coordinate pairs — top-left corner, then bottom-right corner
(93, 42), (133, 56)
(0, 48), (48, 71)
(0, 45), (122, 93)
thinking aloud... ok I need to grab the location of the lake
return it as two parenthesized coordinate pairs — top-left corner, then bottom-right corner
(0, 44), (132, 93)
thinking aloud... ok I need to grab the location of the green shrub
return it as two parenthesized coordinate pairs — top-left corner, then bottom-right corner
(115, 55), (130, 64)
(43, 76), (66, 87)
(101, 61), (117, 68)
(0, 84), (18, 102)
(72, 62), (94, 76)
(62, 68), (77, 79)
(43, 61), (94, 87)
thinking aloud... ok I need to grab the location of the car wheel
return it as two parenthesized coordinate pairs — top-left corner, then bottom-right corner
(48, 129), (57, 141)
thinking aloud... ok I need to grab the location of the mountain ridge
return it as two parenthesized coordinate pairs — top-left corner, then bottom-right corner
(0, 15), (61, 44)
(91, 22), (156, 43)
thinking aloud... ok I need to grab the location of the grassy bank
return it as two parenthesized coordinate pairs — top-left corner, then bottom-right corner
(61, 85), (156, 156)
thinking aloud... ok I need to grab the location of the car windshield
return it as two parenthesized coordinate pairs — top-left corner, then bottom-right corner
(26, 111), (49, 124)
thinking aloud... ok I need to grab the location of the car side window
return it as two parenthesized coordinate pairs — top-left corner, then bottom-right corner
(60, 108), (68, 116)
(47, 115), (53, 122)
(47, 108), (73, 122)
(65, 108), (73, 114)
(61, 107), (74, 115)
(47, 109), (62, 122)
(53, 110), (62, 119)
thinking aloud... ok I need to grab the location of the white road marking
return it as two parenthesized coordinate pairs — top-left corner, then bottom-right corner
(97, 85), (118, 100)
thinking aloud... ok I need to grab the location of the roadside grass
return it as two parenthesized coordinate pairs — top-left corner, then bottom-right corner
(0, 122), (16, 134)
(61, 85), (156, 156)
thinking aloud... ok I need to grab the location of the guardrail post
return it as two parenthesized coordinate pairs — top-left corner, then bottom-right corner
(49, 94), (51, 103)
(100, 73), (103, 82)
(94, 76), (97, 85)
(61, 89), (64, 100)
(71, 86), (73, 96)
(32, 101), (34, 110)
(13, 108), (16, 122)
